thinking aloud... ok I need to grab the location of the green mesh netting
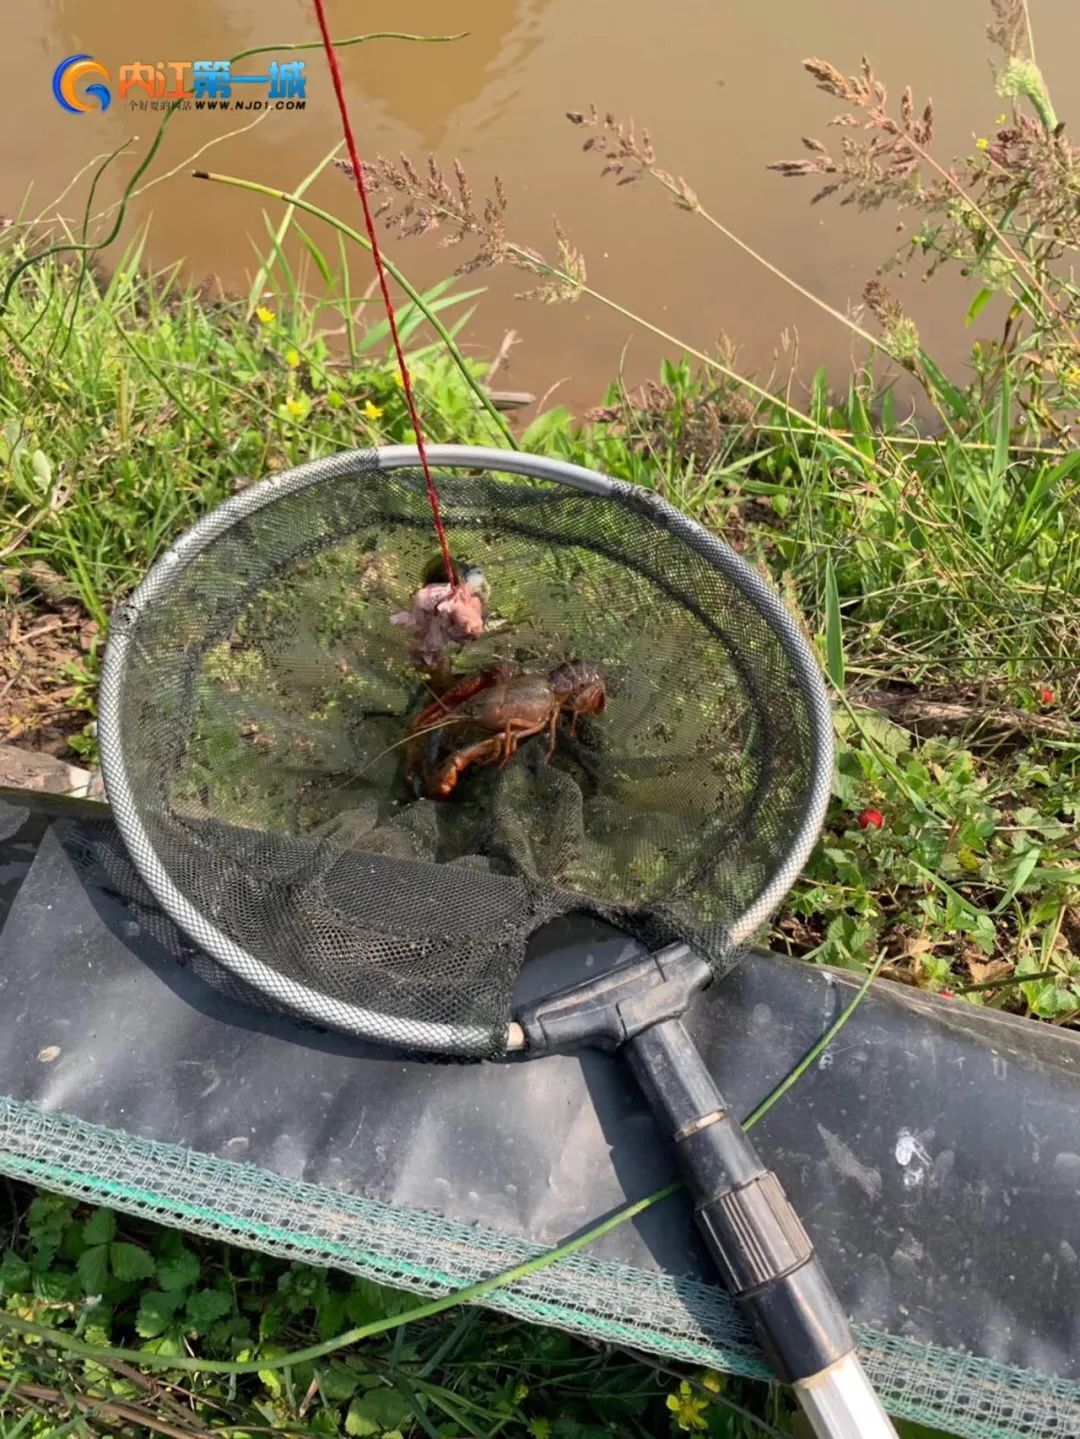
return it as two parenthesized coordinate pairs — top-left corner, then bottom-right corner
(1, 1098), (1077, 1439)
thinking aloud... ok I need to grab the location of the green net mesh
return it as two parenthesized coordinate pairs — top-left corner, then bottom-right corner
(2, 1099), (1076, 1439)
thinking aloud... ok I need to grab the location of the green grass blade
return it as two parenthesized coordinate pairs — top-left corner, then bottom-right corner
(1017, 449), (1080, 530)
(917, 349), (972, 424)
(191, 172), (515, 444)
(810, 366), (829, 425)
(743, 954), (886, 1130)
(824, 557), (845, 691)
(992, 369), (1010, 489)
(847, 383), (875, 461)
(990, 847), (1041, 915)
(258, 212), (299, 304)
(336, 229), (358, 362)
(296, 224), (335, 291)
(909, 860), (991, 924)
(965, 286), (994, 326)
(354, 278), (478, 354)
(247, 145), (341, 316)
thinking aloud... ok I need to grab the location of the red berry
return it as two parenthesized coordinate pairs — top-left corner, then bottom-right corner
(857, 808), (884, 830)
(939, 988), (955, 999)
(1038, 687), (1054, 705)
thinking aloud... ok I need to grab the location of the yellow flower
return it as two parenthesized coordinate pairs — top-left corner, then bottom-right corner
(666, 1380), (709, 1432)
(976, 137), (989, 150)
(280, 396), (310, 421)
(996, 113), (1007, 125)
(363, 399), (384, 421)
(255, 306), (276, 325)
(393, 370), (405, 388)
(700, 1370), (723, 1393)
(285, 347), (301, 369)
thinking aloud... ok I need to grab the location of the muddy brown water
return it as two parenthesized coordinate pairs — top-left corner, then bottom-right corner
(5, 1), (1078, 413)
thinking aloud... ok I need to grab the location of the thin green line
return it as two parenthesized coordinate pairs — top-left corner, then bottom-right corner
(742, 955), (886, 1130)
(0, 1182), (680, 1375)
(0, 1138), (765, 1377)
(0, 960), (885, 1379)
(0, 30), (466, 314)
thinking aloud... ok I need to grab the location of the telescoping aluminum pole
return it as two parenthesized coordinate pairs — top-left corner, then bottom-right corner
(517, 944), (898, 1439)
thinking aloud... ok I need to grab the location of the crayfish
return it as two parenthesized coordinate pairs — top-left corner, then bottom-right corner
(404, 661), (606, 800)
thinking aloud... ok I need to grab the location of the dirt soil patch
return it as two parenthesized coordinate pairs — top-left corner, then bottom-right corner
(1, 570), (97, 758)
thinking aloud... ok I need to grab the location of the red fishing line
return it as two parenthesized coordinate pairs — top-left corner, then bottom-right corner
(311, 0), (457, 588)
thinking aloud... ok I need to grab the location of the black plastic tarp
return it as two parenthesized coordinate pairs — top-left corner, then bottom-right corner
(1, 788), (1079, 1384)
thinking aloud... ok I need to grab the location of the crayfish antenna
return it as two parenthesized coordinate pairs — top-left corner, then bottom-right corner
(351, 714), (465, 780)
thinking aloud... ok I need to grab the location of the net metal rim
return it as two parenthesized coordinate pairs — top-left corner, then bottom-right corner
(98, 445), (835, 1056)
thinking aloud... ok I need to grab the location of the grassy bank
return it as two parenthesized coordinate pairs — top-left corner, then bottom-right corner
(1, 6), (1078, 1432)
(1, 239), (1076, 1021)
(0, 1179), (764, 1439)
(0, 251), (1073, 1439)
